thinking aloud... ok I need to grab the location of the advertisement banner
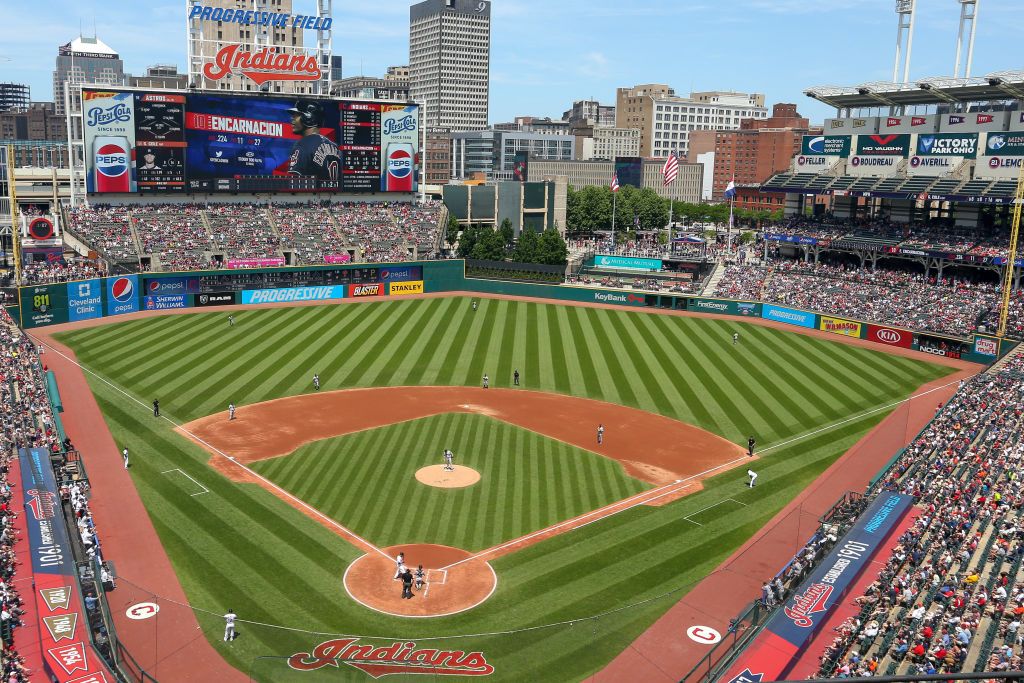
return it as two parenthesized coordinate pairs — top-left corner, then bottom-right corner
(793, 155), (838, 172)
(847, 155), (901, 177)
(144, 294), (190, 310)
(915, 133), (978, 158)
(855, 134), (910, 156)
(324, 253), (351, 264)
(82, 90), (137, 193)
(348, 283), (385, 297)
(762, 304), (815, 329)
(801, 135), (851, 157)
(866, 325), (913, 349)
(21, 284), (69, 328)
(974, 336), (999, 357)
(144, 277), (200, 295)
(819, 316), (862, 337)
(687, 298), (761, 317)
(66, 279), (103, 322)
(379, 104), (419, 192)
(590, 291), (646, 306)
(105, 275), (139, 317)
(226, 258), (286, 269)
(979, 155), (1024, 179)
(194, 292), (237, 307)
(592, 254), (663, 271)
(720, 494), (913, 683)
(764, 234), (818, 246)
(388, 281), (424, 296)
(240, 285), (346, 304)
(380, 265), (423, 282)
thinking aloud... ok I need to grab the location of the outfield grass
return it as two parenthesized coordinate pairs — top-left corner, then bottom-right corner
(55, 297), (954, 682)
(252, 413), (649, 551)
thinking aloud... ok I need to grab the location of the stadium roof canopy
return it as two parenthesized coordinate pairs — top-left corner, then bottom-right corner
(805, 70), (1024, 111)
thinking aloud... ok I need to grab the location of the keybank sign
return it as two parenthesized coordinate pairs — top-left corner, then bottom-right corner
(593, 255), (663, 271)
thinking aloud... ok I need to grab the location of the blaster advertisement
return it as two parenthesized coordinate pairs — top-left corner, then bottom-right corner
(82, 88), (418, 195)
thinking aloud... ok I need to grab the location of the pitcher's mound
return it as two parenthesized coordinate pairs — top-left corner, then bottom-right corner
(415, 465), (480, 488)
(343, 544), (496, 617)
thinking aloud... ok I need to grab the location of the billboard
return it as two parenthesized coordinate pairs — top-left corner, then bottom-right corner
(818, 316), (862, 338)
(240, 285), (346, 304)
(67, 279), (103, 322)
(801, 135), (851, 157)
(144, 294), (190, 310)
(762, 304), (815, 328)
(855, 134), (910, 156)
(105, 275), (139, 317)
(977, 132), (1024, 179)
(866, 324), (913, 349)
(83, 88), (419, 195)
(914, 133), (978, 158)
(687, 298), (760, 317)
(613, 156), (643, 189)
(592, 255), (662, 271)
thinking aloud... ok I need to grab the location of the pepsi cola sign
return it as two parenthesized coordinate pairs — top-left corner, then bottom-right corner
(96, 144), (129, 179)
(106, 275), (140, 317)
(388, 148), (413, 178)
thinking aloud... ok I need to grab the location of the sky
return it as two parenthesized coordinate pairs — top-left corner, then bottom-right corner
(0, 0), (1022, 125)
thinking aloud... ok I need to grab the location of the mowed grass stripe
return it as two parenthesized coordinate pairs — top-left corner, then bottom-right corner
(582, 308), (635, 407)
(432, 299), (480, 385)
(545, 305), (572, 395)
(603, 311), (679, 418)
(399, 297), (460, 386)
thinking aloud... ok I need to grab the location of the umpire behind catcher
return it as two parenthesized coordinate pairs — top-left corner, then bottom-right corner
(286, 101), (341, 183)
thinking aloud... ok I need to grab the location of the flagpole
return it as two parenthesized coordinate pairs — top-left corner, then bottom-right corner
(667, 200), (673, 257)
(611, 190), (616, 251)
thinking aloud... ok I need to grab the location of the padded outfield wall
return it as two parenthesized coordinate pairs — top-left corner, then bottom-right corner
(14, 259), (1006, 364)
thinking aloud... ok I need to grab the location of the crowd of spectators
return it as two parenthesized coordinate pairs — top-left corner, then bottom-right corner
(271, 203), (349, 265)
(812, 353), (1024, 678)
(66, 207), (138, 264)
(206, 204), (281, 262)
(19, 261), (103, 286)
(132, 204), (211, 272)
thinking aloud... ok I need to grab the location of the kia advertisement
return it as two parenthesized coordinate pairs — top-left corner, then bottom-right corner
(105, 275), (139, 317)
(82, 88), (418, 195)
(867, 325), (913, 349)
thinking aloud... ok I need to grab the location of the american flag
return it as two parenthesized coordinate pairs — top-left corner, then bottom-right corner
(610, 173), (620, 192)
(662, 152), (678, 186)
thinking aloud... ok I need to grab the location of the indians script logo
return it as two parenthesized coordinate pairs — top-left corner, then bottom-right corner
(784, 583), (833, 628)
(86, 104), (131, 128)
(26, 489), (59, 520)
(288, 638), (494, 678)
(203, 44), (321, 85)
(383, 115), (416, 136)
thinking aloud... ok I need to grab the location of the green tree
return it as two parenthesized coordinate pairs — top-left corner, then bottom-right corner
(456, 224), (480, 258)
(739, 230), (755, 245)
(470, 227), (507, 261)
(445, 215), (460, 250)
(512, 228), (541, 263)
(536, 227), (568, 265)
(499, 218), (515, 248)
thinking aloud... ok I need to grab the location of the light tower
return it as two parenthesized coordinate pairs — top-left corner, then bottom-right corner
(893, 0), (917, 84)
(953, 0), (980, 79)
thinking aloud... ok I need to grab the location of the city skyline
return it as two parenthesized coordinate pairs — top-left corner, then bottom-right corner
(0, 0), (1021, 125)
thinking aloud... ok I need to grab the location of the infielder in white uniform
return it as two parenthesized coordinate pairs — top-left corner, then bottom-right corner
(443, 449), (454, 471)
(747, 469), (758, 488)
(224, 609), (237, 641)
(228, 403), (235, 420)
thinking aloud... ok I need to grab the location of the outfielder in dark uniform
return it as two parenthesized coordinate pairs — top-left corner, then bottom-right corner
(286, 102), (340, 184)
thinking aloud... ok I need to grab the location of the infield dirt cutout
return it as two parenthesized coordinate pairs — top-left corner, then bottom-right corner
(179, 386), (746, 615)
(415, 465), (481, 488)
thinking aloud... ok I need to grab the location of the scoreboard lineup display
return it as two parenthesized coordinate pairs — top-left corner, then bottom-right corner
(81, 88), (419, 195)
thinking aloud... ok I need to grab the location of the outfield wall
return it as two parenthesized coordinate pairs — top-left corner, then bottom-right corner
(14, 260), (1009, 364)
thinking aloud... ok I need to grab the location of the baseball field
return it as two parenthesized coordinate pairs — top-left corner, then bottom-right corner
(46, 295), (953, 681)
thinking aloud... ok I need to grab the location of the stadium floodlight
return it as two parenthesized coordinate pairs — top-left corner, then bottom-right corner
(954, 0), (980, 79)
(893, 0), (918, 84)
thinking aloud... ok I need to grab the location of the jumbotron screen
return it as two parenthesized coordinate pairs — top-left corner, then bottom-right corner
(82, 88), (419, 194)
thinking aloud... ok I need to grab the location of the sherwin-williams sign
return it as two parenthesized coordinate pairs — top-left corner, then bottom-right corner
(801, 135), (850, 157)
(592, 255), (663, 271)
(915, 133), (978, 158)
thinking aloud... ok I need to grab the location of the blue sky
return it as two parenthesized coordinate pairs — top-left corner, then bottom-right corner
(1, 0), (1021, 124)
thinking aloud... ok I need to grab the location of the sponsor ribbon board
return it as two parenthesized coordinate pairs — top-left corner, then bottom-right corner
(240, 285), (346, 304)
(380, 266), (423, 283)
(194, 292), (237, 307)
(591, 255), (663, 271)
(687, 298), (761, 317)
(66, 280), (103, 323)
(143, 277), (200, 295)
(226, 257), (286, 269)
(720, 493), (913, 683)
(818, 316), (862, 338)
(105, 275), (139, 317)
(388, 280), (424, 296)
(18, 449), (115, 682)
(867, 325), (913, 349)
(761, 304), (816, 329)
(764, 234), (818, 246)
(143, 294), (190, 311)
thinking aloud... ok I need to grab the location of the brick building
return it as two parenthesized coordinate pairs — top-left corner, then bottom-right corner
(688, 103), (819, 212)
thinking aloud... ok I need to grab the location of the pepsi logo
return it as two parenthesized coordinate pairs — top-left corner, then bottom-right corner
(111, 277), (134, 302)
(388, 149), (413, 179)
(148, 281), (162, 293)
(96, 143), (129, 178)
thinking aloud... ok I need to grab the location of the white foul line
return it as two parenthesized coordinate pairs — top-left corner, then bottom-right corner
(33, 337), (392, 562)
(682, 498), (746, 527)
(161, 468), (209, 496)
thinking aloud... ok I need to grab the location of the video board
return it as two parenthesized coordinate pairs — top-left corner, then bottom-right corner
(82, 88), (419, 195)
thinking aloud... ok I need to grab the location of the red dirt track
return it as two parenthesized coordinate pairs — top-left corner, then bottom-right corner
(28, 292), (978, 682)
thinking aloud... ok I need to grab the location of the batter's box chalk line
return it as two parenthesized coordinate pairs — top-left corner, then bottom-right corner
(682, 497), (747, 527)
(161, 468), (210, 496)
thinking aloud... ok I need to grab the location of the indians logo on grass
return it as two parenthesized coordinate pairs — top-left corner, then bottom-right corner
(784, 583), (833, 628)
(26, 489), (59, 521)
(110, 277), (134, 303)
(288, 638), (494, 677)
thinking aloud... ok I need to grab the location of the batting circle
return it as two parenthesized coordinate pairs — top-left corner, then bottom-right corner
(126, 602), (161, 620)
